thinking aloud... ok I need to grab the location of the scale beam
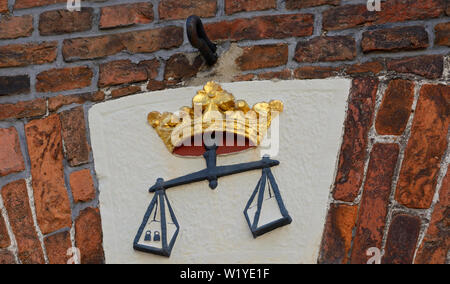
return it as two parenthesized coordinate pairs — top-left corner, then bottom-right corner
(149, 145), (280, 192)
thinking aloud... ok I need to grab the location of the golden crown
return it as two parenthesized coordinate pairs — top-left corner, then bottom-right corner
(147, 81), (283, 154)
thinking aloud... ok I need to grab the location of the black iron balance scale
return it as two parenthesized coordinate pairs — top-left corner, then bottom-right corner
(134, 136), (292, 257)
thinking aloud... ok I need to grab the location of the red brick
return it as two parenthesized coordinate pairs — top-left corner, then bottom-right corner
(205, 14), (314, 42)
(75, 207), (104, 264)
(111, 85), (142, 99)
(60, 106), (90, 167)
(147, 80), (167, 92)
(0, 99), (46, 120)
(62, 27), (183, 61)
(362, 26), (429, 53)
(286, 0), (339, 9)
(0, 42), (57, 68)
(295, 36), (356, 63)
(318, 204), (358, 264)
(164, 53), (204, 85)
(257, 69), (292, 80)
(0, 127), (25, 177)
(434, 22), (450, 47)
(69, 169), (96, 203)
(44, 231), (72, 264)
(0, 250), (15, 264)
(159, 0), (217, 20)
(0, 15), (33, 40)
(99, 60), (148, 88)
(236, 44), (288, 71)
(14, 0), (66, 9)
(345, 61), (384, 76)
(36, 66), (93, 93)
(233, 74), (256, 82)
(0, 214), (10, 248)
(333, 77), (378, 202)
(387, 55), (443, 79)
(415, 168), (450, 264)
(382, 214), (421, 264)
(294, 66), (341, 79)
(39, 8), (93, 36)
(138, 59), (160, 81)
(0, 75), (30, 96)
(100, 3), (154, 29)
(350, 143), (399, 264)
(1, 180), (45, 264)
(0, 0), (7, 13)
(323, 0), (445, 31)
(225, 0), (276, 15)
(395, 84), (449, 209)
(25, 115), (72, 234)
(375, 79), (415, 136)
(48, 91), (105, 113)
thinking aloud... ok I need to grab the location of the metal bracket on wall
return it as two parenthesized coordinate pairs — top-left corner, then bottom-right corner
(186, 15), (218, 66)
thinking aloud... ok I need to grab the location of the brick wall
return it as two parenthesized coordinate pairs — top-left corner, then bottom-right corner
(0, 0), (448, 264)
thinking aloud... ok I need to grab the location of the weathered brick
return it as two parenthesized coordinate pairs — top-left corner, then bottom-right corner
(164, 53), (204, 85)
(69, 169), (96, 203)
(0, 15), (33, 39)
(258, 69), (292, 80)
(39, 8), (93, 36)
(382, 214), (421, 264)
(236, 44), (288, 71)
(0, 75), (30, 96)
(350, 143), (399, 264)
(333, 77), (378, 202)
(415, 168), (450, 264)
(44, 231), (72, 264)
(232, 74), (255, 82)
(0, 42), (58, 68)
(36, 66), (93, 93)
(0, 250), (15, 264)
(434, 22), (450, 47)
(111, 85), (142, 99)
(375, 79), (415, 136)
(318, 204), (358, 264)
(323, 0), (444, 31)
(60, 106), (90, 167)
(48, 91), (105, 113)
(138, 59), (160, 81)
(75, 207), (104, 264)
(14, 0), (66, 9)
(362, 26), (428, 53)
(159, 0), (217, 20)
(0, 127), (25, 177)
(205, 14), (314, 42)
(147, 80), (167, 92)
(100, 3), (154, 29)
(345, 60), (384, 76)
(25, 115), (72, 234)
(395, 84), (449, 209)
(225, 0), (276, 15)
(0, 99), (46, 120)
(387, 55), (443, 79)
(0, 214), (10, 248)
(99, 60), (148, 88)
(0, 0), (7, 13)
(286, 0), (339, 9)
(63, 27), (183, 61)
(294, 66), (341, 79)
(295, 36), (356, 63)
(1, 180), (45, 264)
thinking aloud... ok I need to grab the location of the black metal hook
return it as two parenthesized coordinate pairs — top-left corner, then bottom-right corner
(186, 15), (218, 66)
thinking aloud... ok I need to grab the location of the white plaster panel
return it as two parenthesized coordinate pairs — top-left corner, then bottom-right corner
(89, 79), (351, 264)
